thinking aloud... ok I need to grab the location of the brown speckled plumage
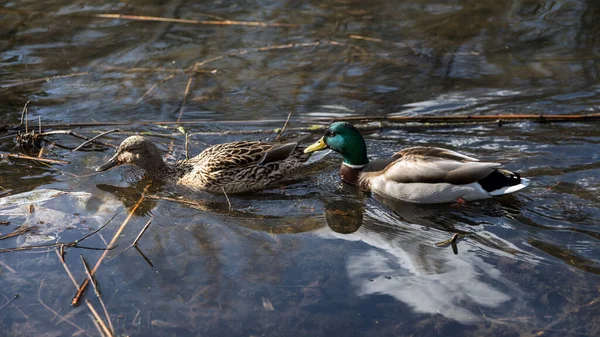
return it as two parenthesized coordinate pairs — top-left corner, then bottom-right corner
(96, 136), (313, 194)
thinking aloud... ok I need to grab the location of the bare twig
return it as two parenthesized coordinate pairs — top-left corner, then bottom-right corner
(55, 251), (114, 336)
(72, 184), (150, 306)
(89, 313), (106, 337)
(221, 187), (232, 212)
(194, 41), (357, 68)
(101, 66), (184, 73)
(134, 246), (154, 268)
(0, 243), (114, 253)
(136, 74), (176, 104)
(0, 225), (36, 240)
(2, 153), (69, 165)
(86, 299), (113, 337)
(0, 215), (117, 253)
(177, 77), (194, 123)
(20, 101), (30, 125)
(38, 277), (87, 335)
(81, 255), (115, 335)
(185, 133), (189, 159)
(0, 260), (16, 273)
(349, 34), (412, 48)
(168, 77), (194, 154)
(275, 112), (292, 141)
(72, 129), (121, 152)
(80, 255), (100, 297)
(14, 112), (600, 132)
(0, 294), (18, 313)
(89, 13), (296, 27)
(76, 213), (118, 245)
(54, 250), (78, 287)
(37, 130), (117, 149)
(132, 219), (153, 246)
(1, 72), (89, 89)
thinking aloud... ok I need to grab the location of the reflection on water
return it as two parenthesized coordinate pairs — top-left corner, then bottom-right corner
(1, 0), (600, 336)
(319, 199), (536, 324)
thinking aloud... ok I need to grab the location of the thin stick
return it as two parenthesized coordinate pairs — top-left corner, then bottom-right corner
(132, 219), (152, 246)
(37, 278), (87, 335)
(2, 153), (69, 165)
(1, 72), (89, 89)
(80, 255), (100, 297)
(195, 41), (345, 67)
(14, 112), (600, 131)
(136, 74), (175, 104)
(221, 187), (232, 211)
(0, 260), (16, 273)
(177, 77), (194, 123)
(86, 299), (113, 337)
(0, 225), (36, 240)
(101, 66), (184, 73)
(25, 103), (28, 133)
(0, 294), (18, 313)
(88, 314), (106, 337)
(275, 112), (292, 141)
(55, 249), (78, 287)
(169, 77), (194, 154)
(57, 249), (113, 337)
(0, 244), (114, 253)
(37, 130), (117, 149)
(89, 13), (297, 28)
(81, 255), (115, 335)
(134, 246), (154, 268)
(349, 34), (411, 48)
(20, 101), (30, 125)
(76, 213), (118, 246)
(185, 133), (189, 159)
(72, 184), (150, 306)
(72, 129), (121, 152)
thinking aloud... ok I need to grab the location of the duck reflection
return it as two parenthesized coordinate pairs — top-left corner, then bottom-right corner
(317, 197), (536, 324)
(324, 198), (364, 234)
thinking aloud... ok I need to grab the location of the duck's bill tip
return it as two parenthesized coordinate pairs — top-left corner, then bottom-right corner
(95, 158), (118, 172)
(304, 137), (328, 153)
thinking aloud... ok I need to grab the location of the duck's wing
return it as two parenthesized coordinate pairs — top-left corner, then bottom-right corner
(193, 141), (307, 172)
(258, 142), (299, 165)
(396, 147), (480, 162)
(380, 147), (501, 185)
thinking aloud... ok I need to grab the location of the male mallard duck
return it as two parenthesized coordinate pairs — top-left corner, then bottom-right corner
(304, 122), (529, 204)
(96, 135), (327, 194)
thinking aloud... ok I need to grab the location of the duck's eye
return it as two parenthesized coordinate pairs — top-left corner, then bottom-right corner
(326, 130), (336, 137)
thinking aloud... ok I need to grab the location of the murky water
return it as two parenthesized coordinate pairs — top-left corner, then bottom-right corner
(1, 1), (600, 336)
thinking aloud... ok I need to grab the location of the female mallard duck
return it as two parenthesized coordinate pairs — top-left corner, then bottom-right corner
(304, 122), (529, 204)
(96, 135), (327, 194)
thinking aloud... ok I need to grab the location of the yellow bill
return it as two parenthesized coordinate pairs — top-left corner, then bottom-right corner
(304, 137), (328, 153)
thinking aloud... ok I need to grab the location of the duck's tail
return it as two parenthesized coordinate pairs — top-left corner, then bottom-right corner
(478, 169), (530, 196)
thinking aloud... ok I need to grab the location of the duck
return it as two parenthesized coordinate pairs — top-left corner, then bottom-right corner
(96, 135), (328, 194)
(303, 122), (529, 204)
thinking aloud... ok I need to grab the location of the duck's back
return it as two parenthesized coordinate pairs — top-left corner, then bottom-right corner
(176, 141), (311, 194)
(360, 146), (528, 203)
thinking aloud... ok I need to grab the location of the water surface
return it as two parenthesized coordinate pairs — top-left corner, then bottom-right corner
(1, 1), (600, 336)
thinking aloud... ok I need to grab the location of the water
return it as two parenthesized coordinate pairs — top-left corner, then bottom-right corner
(1, 1), (600, 336)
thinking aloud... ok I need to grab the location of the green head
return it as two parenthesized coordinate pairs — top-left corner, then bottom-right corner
(304, 122), (368, 166)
